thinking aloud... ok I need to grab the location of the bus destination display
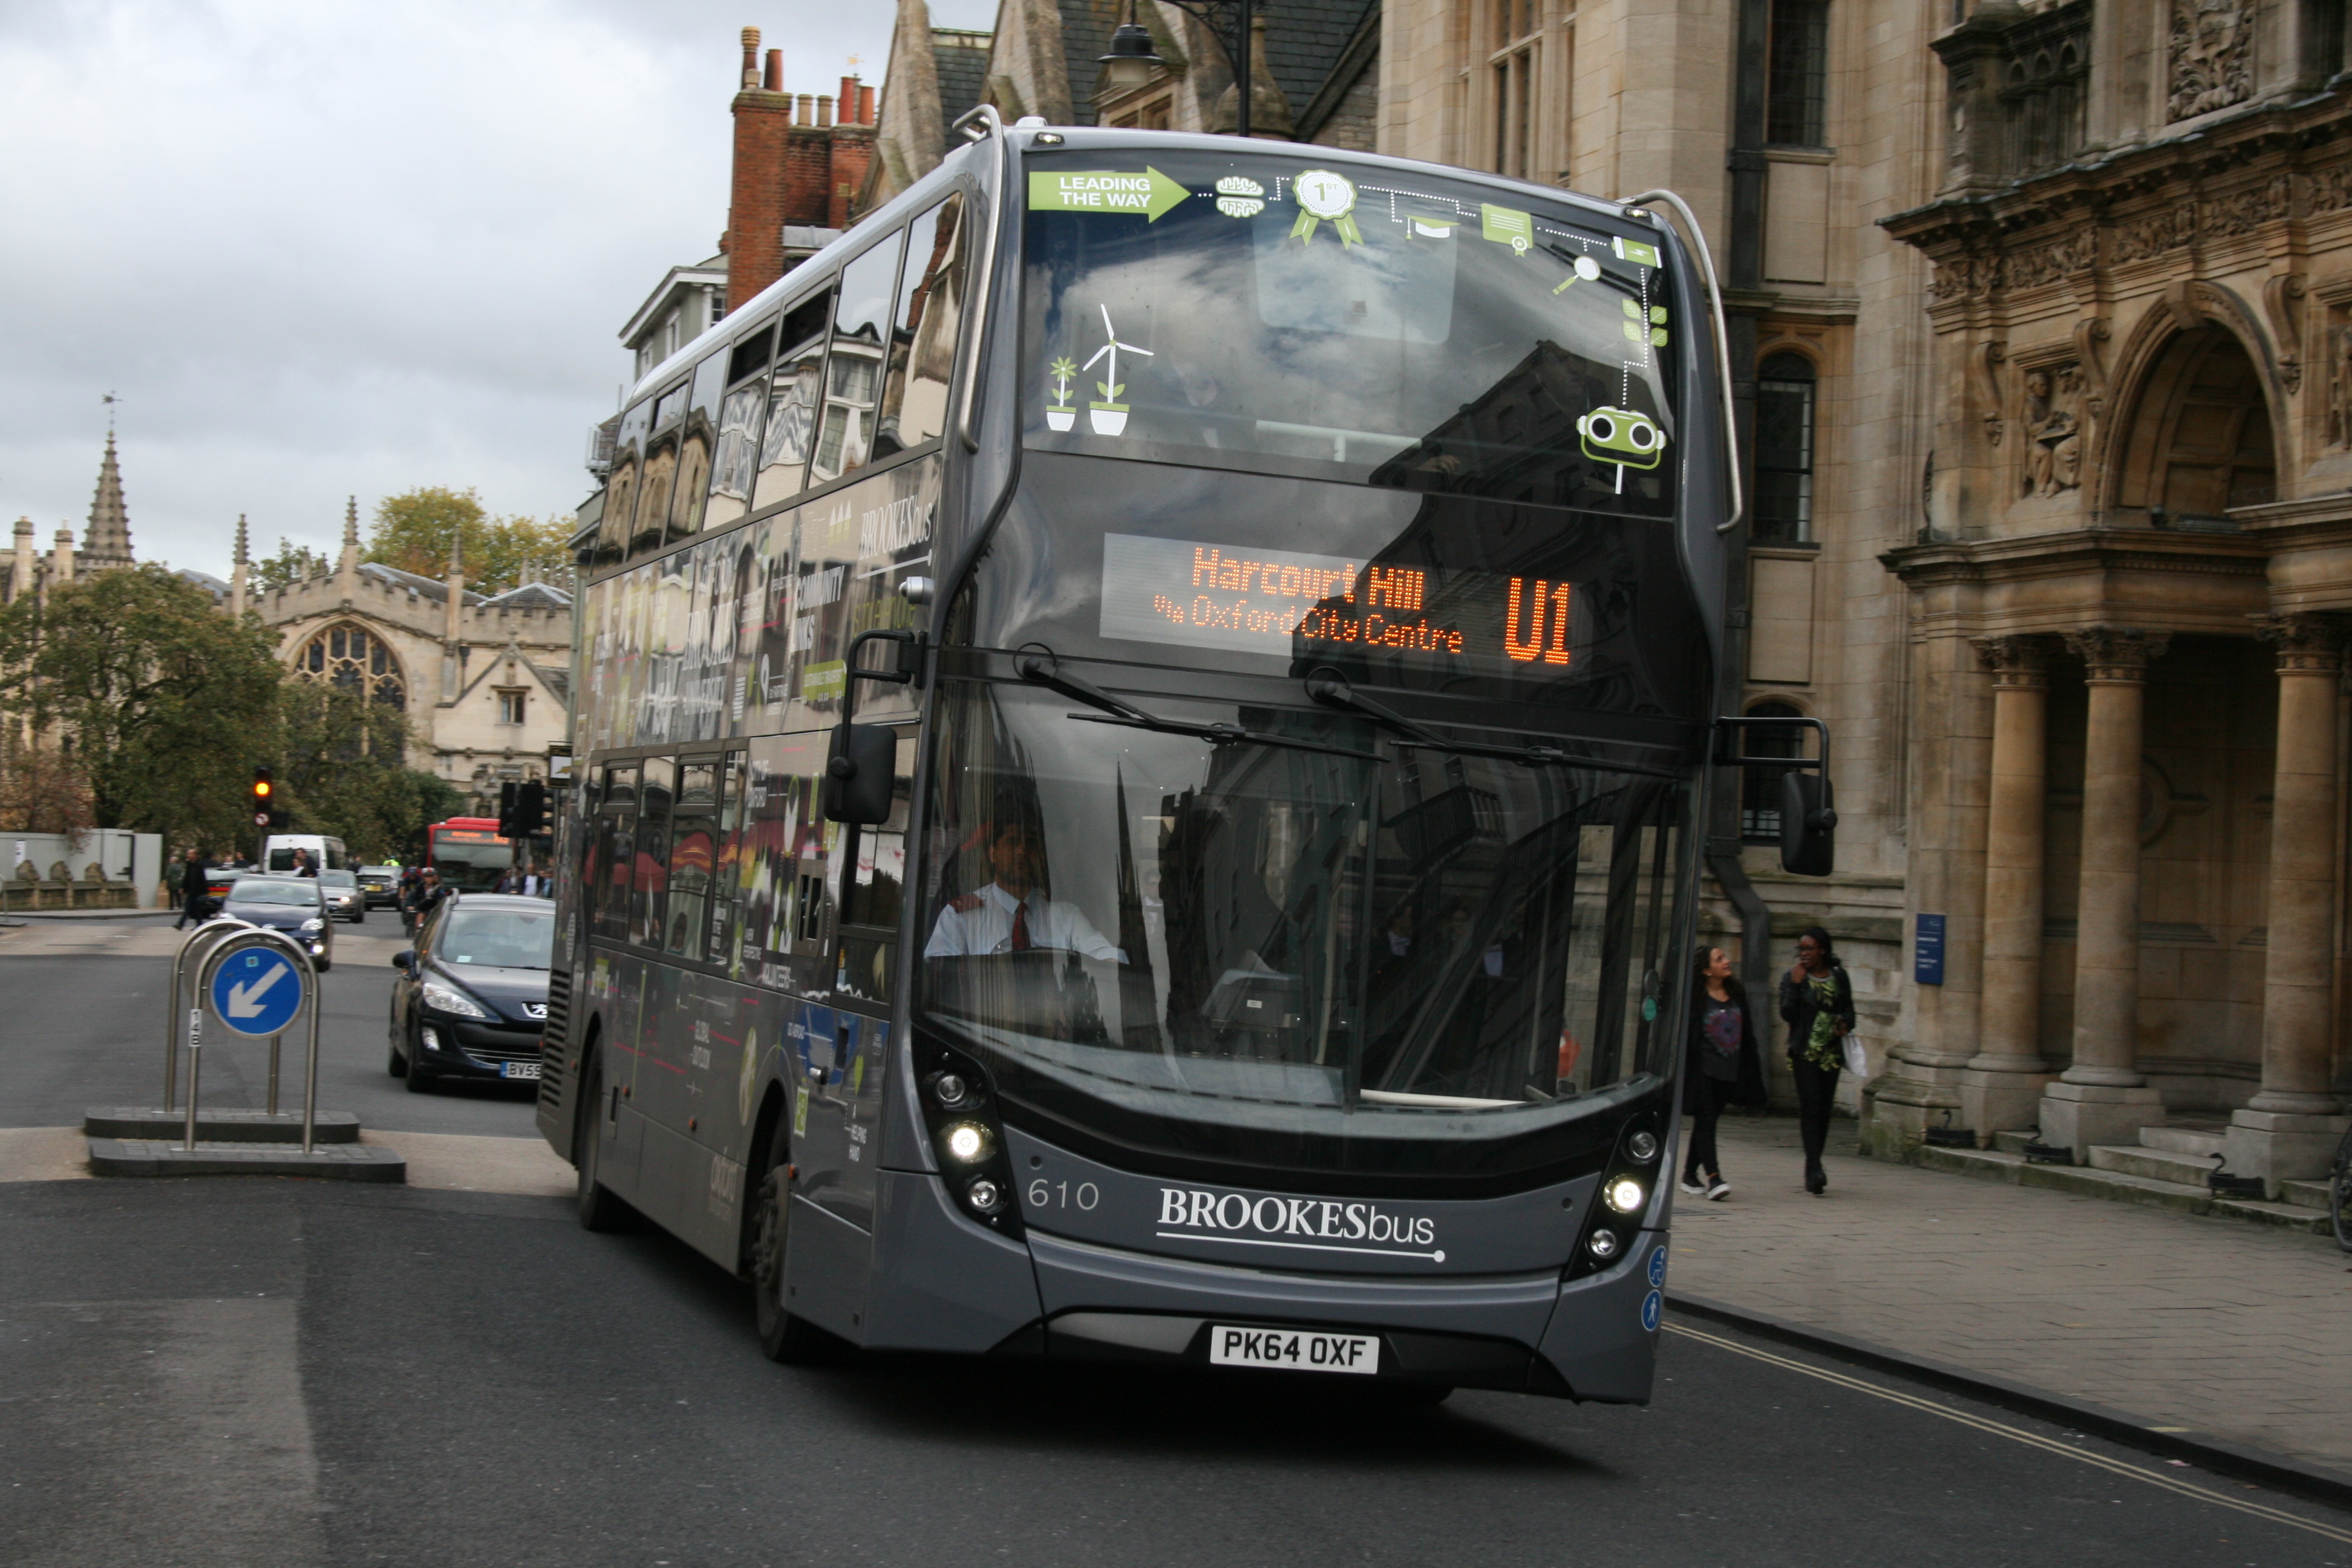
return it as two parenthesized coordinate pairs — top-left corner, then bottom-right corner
(1097, 533), (1579, 669)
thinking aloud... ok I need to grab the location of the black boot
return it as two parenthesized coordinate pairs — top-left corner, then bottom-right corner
(1804, 1161), (1826, 1195)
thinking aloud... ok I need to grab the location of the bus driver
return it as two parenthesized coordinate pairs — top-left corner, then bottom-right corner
(924, 818), (1125, 962)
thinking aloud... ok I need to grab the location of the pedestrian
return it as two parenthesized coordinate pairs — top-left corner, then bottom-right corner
(293, 848), (317, 877)
(1681, 945), (1766, 1200)
(163, 848), (187, 913)
(1779, 924), (1857, 1195)
(175, 848), (212, 930)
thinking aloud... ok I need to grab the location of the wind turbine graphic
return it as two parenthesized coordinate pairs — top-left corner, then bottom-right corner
(1083, 303), (1152, 436)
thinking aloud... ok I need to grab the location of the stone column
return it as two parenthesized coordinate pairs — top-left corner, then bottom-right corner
(1962, 635), (2056, 1138)
(2227, 615), (2352, 1192)
(2039, 627), (2169, 1157)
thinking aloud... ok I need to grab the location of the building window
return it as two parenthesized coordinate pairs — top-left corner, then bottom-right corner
(497, 690), (526, 725)
(1111, 97), (1171, 130)
(707, 287), (725, 328)
(294, 621), (404, 710)
(1765, 0), (1829, 146)
(1490, 0), (1543, 181)
(1753, 351), (1817, 544)
(1740, 702), (1807, 843)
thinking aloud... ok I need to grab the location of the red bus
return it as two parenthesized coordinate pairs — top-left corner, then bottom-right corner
(427, 817), (513, 892)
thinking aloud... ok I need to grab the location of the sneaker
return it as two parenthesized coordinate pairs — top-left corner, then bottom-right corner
(1706, 1178), (1732, 1201)
(1677, 1175), (1707, 1195)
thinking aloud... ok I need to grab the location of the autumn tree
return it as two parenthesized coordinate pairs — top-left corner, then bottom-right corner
(0, 565), (284, 852)
(367, 486), (575, 595)
(0, 739), (96, 836)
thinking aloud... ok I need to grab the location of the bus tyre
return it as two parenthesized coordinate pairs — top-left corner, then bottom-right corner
(751, 1153), (822, 1363)
(575, 1058), (626, 1233)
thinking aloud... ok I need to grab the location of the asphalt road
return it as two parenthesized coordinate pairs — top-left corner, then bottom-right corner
(0, 911), (537, 1134)
(4, 920), (2349, 1566)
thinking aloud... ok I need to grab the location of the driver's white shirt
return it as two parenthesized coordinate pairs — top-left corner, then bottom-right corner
(924, 881), (1125, 961)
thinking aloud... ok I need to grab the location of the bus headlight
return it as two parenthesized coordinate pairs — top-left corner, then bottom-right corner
(1606, 1177), (1646, 1214)
(964, 1177), (1005, 1214)
(1587, 1229), (1621, 1260)
(941, 1122), (995, 1163)
(930, 1072), (971, 1109)
(1626, 1129), (1660, 1164)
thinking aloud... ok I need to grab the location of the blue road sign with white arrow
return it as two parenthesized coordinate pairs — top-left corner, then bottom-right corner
(209, 946), (304, 1037)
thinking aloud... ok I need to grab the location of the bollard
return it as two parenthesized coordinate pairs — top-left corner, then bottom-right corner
(164, 919), (250, 1112)
(181, 1007), (202, 1152)
(267, 1033), (281, 1118)
(193, 926), (319, 1152)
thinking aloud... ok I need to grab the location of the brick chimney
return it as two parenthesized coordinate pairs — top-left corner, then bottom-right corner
(725, 27), (799, 309)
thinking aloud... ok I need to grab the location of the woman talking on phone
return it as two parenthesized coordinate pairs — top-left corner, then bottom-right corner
(1779, 925), (1857, 1195)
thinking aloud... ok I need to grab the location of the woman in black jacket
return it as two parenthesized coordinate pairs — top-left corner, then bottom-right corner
(1778, 924), (1857, 1195)
(1682, 946), (1767, 1200)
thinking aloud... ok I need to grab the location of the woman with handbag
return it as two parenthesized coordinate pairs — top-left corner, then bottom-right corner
(1681, 946), (1767, 1200)
(1779, 925), (1858, 1195)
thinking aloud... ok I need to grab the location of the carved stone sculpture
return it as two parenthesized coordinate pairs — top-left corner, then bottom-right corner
(2022, 365), (2085, 498)
(2169, 0), (2251, 122)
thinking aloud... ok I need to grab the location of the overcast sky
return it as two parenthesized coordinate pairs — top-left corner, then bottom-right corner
(0, 0), (995, 581)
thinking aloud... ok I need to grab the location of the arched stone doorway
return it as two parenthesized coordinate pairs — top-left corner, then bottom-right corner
(2110, 327), (2276, 523)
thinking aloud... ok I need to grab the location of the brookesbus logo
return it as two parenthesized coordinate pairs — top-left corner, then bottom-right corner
(1156, 1188), (1443, 1263)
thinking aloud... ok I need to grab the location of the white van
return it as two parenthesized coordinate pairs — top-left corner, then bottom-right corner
(263, 834), (349, 874)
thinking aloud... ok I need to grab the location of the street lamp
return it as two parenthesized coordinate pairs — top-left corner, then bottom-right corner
(1095, 0), (1259, 141)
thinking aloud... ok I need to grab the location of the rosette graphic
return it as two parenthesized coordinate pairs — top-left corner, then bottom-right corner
(1289, 169), (1363, 247)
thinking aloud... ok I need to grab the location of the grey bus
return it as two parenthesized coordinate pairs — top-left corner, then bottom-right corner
(537, 112), (1831, 1402)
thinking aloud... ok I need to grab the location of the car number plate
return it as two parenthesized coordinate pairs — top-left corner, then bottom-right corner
(501, 1062), (541, 1080)
(1207, 1325), (1379, 1376)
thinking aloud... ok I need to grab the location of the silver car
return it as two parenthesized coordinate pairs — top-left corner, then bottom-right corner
(318, 868), (365, 924)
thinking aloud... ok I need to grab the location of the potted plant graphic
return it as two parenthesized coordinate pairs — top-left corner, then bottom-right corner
(1083, 304), (1151, 436)
(1046, 355), (1078, 431)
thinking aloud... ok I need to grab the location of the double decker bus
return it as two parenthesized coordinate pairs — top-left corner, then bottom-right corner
(538, 113), (1831, 1402)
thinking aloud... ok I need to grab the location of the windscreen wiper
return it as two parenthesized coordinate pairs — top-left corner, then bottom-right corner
(1304, 668), (1684, 780)
(1015, 648), (1380, 763)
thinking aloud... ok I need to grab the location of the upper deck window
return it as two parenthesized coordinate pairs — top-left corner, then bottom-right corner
(1022, 150), (1679, 515)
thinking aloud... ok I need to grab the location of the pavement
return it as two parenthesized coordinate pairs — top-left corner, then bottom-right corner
(1671, 1110), (2352, 1476)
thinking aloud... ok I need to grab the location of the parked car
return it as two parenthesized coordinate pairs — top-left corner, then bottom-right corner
(387, 893), (552, 1092)
(216, 875), (334, 971)
(317, 868), (365, 924)
(355, 866), (401, 909)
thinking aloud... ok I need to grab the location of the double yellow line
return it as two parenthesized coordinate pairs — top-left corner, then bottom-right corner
(1665, 1321), (2352, 1546)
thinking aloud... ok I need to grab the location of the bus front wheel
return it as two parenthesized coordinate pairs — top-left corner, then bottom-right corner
(751, 1145), (824, 1363)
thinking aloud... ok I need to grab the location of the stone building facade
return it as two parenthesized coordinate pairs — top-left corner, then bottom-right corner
(231, 506), (574, 815)
(6, 437), (573, 818)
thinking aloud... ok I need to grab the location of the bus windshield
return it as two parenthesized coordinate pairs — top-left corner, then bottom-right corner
(915, 679), (1690, 1174)
(1024, 147), (1679, 510)
(433, 832), (512, 891)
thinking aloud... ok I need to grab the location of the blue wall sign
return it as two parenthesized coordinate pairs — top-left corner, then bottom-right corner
(1913, 913), (1946, 987)
(209, 946), (304, 1037)
(1640, 1290), (1662, 1333)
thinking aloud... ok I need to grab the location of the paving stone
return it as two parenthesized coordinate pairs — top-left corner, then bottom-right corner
(1673, 1112), (2352, 1472)
(86, 1138), (405, 1183)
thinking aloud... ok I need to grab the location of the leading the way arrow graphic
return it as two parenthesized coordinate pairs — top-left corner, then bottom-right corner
(226, 961), (289, 1019)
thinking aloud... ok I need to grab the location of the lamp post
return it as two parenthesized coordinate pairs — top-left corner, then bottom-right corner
(1096, 0), (1258, 140)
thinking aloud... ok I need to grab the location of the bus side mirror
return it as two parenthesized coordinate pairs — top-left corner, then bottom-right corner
(823, 723), (896, 825)
(1780, 772), (1837, 877)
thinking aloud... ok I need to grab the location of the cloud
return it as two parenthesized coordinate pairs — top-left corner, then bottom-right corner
(0, 0), (990, 577)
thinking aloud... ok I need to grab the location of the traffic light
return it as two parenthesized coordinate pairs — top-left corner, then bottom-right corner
(513, 779), (548, 840)
(497, 780), (520, 840)
(252, 766), (273, 808)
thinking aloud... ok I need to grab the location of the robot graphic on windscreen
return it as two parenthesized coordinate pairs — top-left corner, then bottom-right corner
(1577, 405), (1667, 494)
